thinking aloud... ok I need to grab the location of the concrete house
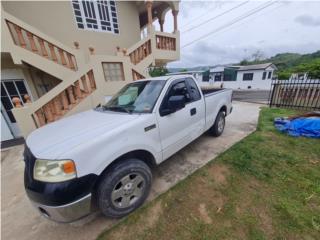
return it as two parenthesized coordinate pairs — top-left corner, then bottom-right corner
(1, 0), (180, 141)
(209, 63), (277, 90)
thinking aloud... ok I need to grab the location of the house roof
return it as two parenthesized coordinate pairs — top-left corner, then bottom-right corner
(235, 63), (277, 71)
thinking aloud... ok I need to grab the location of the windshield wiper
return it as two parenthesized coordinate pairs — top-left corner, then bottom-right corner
(103, 106), (132, 114)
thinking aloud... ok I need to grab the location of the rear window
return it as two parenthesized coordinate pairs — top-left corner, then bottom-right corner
(186, 78), (201, 101)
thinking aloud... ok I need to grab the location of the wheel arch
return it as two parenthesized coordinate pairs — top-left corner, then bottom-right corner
(93, 149), (156, 188)
(219, 105), (227, 115)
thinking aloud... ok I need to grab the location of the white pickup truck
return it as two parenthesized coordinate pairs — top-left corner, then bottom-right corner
(23, 75), (232, 222)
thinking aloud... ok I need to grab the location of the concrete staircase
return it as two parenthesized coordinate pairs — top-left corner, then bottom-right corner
(2, 10), (179, 137)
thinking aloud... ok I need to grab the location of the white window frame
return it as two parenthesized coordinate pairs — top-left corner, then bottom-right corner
(71, 0), (120, 34)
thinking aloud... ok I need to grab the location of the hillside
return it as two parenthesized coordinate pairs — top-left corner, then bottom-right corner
(242, 51), (320, 79)
(168, 50), (320, 79)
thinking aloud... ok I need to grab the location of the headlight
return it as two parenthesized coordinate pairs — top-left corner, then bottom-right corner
(33, 159), (77, 182)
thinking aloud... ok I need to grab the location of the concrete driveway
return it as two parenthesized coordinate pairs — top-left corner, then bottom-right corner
(1, 101), (261, 240)
(232, 90), (270, 104)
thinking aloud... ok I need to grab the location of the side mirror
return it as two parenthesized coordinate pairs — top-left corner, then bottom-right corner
(160, 95), (185, 116)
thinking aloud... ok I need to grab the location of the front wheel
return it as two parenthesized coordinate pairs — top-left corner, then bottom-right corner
(96, 159), (152, 218)
(209, 111), (225, 137)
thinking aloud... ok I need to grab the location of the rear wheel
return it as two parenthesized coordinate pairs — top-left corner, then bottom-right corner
(96, 159), (152, 218)
(209, 111), (225, 137)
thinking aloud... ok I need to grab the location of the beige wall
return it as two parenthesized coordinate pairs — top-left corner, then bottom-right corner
(2, 1), (141, 55)
(1, 55), (38, 100)
(1, 54), (61, 100)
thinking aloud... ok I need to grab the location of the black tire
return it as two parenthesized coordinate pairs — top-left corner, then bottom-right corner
(209, 111), (225, 137)
(96, 159), (152, 218)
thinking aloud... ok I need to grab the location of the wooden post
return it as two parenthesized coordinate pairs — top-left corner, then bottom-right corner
(74, 80), (82, 99)
(67, 53), (75, 70)
(61, 91), (69, 110)
(35, 110), (46, 126)
(172, 10), (179, 32)
(48, 43), (58, 62)
(53, 97), (62, 116)
(87, 71), (96, 89)
(58, 48), (67, 66)
(38, 38), (49, 58)
(26, 32), (38, 53)
(14, 25), (26, 48)
(43, 105), (54, 122)
(81, 76), (90, 93)
(67, 86), (76, 104)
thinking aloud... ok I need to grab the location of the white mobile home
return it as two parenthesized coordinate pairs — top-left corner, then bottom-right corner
(208, 63), (277, 90)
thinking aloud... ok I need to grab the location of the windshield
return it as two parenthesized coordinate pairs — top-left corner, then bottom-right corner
(102, 80), (166, 113)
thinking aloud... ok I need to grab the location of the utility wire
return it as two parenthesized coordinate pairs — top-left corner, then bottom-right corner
(182, 1), (278, 49)
(203, 2), (284, 42)
(181, 1), (248, 30)
(182, 1), (250, 33)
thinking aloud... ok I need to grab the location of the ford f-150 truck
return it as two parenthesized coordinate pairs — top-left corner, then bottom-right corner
(23, 75), (232, 223)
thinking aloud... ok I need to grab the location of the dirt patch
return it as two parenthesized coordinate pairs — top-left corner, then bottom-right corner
(258, 208), (274, 236)
(198, 203), (212, 224)
(145, 201), (163, 228)
(208, 164), (230, 185)
(104, 201), (163, 240)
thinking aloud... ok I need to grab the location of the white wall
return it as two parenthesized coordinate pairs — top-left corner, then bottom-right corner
(207, 66), (275, 90)
(235, 67), (273, 90)
(1, 112), (14, 141)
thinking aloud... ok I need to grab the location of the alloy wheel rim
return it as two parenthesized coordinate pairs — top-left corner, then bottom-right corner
(111, 173), (145, 208)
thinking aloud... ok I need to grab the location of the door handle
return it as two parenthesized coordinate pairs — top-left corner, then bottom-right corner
(190, 108), (196, 116)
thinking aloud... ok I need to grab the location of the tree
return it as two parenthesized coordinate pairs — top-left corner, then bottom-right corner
(179, 68), (188, 72)
(240, 59), (249, 65)
(149, 66), (169, 77)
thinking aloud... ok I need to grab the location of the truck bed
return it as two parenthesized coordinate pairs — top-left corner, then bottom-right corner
(201, 87), (226, 96)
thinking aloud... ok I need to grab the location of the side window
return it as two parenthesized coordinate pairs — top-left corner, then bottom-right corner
(168, 81), (190, 102)
(262, 72), (267, 80)
(186, 78), (201, 102)
(161, 81), (190, 110)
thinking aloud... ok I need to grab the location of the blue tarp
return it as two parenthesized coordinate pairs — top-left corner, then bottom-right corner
(274, 117), (320, 138)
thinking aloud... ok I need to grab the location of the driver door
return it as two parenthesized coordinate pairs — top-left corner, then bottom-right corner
(156, 79), (195, 160)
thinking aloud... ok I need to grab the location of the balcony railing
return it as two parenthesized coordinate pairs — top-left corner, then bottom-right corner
(6, 20), (77, 71)
(156, 35), (176, 51)
(33, 70), (96, 127)
(128, 39), (152, 65)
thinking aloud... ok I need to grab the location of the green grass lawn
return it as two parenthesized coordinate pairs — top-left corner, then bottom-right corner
(98, 108), (320, 240)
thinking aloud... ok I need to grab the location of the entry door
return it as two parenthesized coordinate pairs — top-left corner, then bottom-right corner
(1, 79), (30, 137)
(156, 80), (203, 161)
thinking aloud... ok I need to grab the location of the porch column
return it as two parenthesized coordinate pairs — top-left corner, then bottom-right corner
(172, 10), (179, 32)
(159, 19), (164, 32)
(146, 0), (153, 32)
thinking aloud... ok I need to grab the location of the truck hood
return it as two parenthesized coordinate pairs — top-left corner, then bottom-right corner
(26, 109), (140, 158)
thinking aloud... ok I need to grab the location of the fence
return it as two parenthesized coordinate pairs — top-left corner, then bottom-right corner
(268, 79), (320, 110)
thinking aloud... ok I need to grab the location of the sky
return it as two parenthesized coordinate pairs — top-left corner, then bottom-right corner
(159, 0), (320, 68)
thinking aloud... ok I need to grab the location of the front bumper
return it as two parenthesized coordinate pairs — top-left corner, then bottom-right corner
(30, 193), (92, 223)
(23, 146), (98, 223)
